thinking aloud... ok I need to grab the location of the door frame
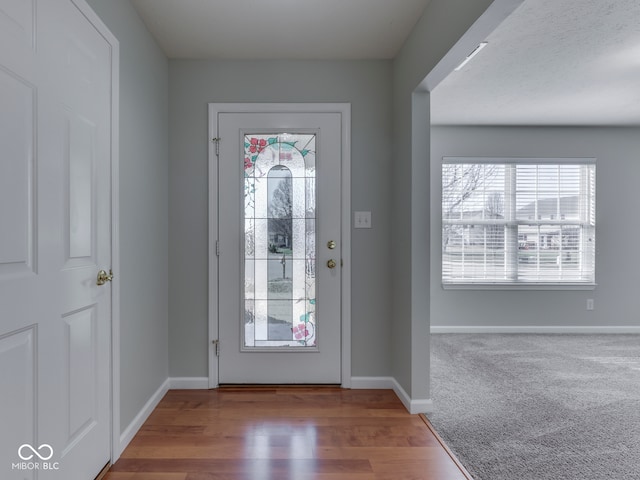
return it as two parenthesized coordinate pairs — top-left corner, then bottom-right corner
(207, 103), (351, 388)
(71, 0), (121, 462)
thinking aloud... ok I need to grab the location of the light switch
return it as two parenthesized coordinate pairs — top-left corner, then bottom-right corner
(354, 211), (372, 229)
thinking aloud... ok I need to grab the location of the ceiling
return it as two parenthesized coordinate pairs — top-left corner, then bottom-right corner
(131, 0), (640, 126)
(431, 0), (640, 126)
(130, 0), (431, 60)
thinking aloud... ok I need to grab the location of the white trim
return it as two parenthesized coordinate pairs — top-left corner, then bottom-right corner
(207, 106), (219, 388)
(340, 106), (352, 389)
(443, 156), (597, 165)
(442, 283), (596, 291)
(71, 0), (122, 464)
(170, 377), (210, 389)
(431, 326), (640, 334)
(207, 103), (352, 389)
(351, 377), (433, 414)
(108, 36), (121, 467)
(118, 379), (169, 457)
(118, 378), (207, 456)
(390, 378), (434, 414)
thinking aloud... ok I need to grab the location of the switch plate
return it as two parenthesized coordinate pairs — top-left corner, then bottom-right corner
(586, 298), (594, 310)
(354, 211), (372, 229)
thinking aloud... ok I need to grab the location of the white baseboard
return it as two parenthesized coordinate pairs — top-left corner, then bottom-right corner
(351, 376), (433, 414)
(431, 326), (640, 334)
(117, 377), (209, 457)
(390, 378), (434, 414)
(118, 378), (170, 456)
(170, 377), (210, 389)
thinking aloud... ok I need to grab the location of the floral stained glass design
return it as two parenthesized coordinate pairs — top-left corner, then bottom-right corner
(243, 134), (316, 348)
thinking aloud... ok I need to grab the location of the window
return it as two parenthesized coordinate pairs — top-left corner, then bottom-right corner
(442, 158), (596, 286)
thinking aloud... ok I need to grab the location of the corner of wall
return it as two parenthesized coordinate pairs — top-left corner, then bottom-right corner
(351, 376), (433, 414)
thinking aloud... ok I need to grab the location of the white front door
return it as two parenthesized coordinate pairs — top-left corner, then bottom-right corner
(0, 0), (113, 478)
(212, 106), (348, 384)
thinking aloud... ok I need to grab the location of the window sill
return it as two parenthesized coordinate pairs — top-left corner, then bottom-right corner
(442, 282), (596, 291)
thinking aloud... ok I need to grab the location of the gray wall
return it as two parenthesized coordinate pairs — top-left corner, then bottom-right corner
(391, 0), (495, 399)
(84, 0), (170, 431)
(168, 60), (393, 378)
(85, 0), (551, 425)
(431, 126), (640, 329)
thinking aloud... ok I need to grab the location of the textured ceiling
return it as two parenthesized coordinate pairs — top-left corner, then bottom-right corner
(431, 0), (640, 126)
(131, 0), (640, 126)
(131, 0), (431, 60)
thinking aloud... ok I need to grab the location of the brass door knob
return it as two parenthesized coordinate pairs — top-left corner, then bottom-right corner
(97, 269), (114, 286)
(327, 259), (337, 269)
(327, 240), (336, 250)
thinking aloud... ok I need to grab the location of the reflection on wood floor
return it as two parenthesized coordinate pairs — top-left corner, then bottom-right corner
(105, 387), (471, 480)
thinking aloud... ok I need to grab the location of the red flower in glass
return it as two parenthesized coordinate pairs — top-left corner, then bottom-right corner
(249, 138), (267, 153)
(292, 324), (309, 340)
(244, 157), (252, 169)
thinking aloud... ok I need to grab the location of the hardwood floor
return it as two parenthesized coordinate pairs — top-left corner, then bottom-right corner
(105, 387), (471, 480)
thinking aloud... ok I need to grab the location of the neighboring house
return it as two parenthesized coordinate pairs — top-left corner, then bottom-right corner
(444, 196), (581, 252)
(517, 196), (581, 252)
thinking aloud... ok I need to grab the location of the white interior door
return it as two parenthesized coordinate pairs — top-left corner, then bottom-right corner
(0, 0), (113, 478)
(215, 108), (345, 384)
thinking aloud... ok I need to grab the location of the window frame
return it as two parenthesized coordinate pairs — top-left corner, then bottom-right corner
(441, 157), (596, 290)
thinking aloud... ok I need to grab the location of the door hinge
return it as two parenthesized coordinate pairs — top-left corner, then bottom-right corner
(212, 137), (220, 156)
(216, 240), (220, 256)
(212, 339), (220, 357)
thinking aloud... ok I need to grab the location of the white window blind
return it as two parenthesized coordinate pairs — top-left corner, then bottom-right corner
(442, 158), (596, 286)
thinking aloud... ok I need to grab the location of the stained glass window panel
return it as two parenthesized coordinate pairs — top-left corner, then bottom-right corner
(243, 133), (317, 348)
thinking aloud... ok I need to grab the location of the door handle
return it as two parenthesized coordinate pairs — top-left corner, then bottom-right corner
(97, 269), (114, 286)
(327, 259), (337, 269)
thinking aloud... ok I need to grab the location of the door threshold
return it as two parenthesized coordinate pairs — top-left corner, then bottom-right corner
(218, 384), (342, 389)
